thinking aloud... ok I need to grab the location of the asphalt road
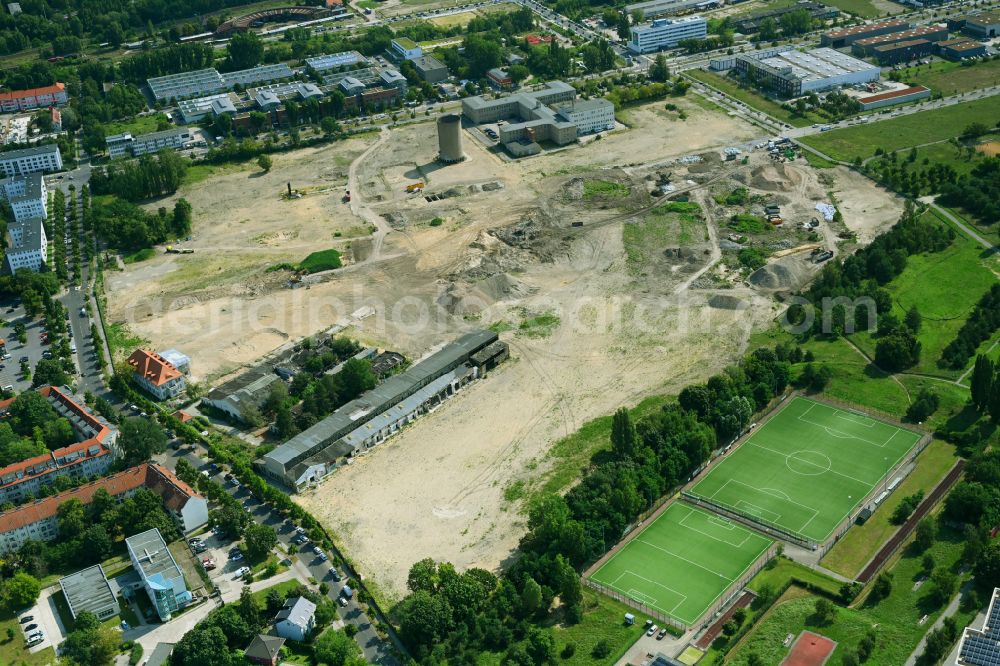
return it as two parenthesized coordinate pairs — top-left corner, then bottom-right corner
(153, 446), (401, 665)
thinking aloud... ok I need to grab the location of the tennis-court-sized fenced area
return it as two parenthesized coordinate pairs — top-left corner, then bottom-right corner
(587, 502), (775, 627)
(686, 397), (922, 546)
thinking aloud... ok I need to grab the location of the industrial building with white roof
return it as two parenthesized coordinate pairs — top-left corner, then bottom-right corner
(256, 330), (507, 490)
(734, 47), (880, 97)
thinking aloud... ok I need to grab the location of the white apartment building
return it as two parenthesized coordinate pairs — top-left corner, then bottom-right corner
(628, 16), (708, 53)
(106, 128), (193, 159)
(0, 144), (62, 177)
(5, 217), (47, 273)
(0, 172), (47, 223)
(555, 98), (616, 134)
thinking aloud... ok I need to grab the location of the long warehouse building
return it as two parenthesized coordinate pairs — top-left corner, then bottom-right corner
(256, 330), (508, 491)
(734, 47), (880, 97)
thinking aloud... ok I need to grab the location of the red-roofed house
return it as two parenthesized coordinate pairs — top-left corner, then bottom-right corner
(0, 83), (69, 113)
(0, 463), (207, 553)
(128, 350), (186, 400)
(525, 34), (554, 46)
(0, 386), (118, 505)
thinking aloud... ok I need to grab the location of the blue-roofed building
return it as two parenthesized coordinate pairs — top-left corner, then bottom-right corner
(959, 588), (1000, 666)
(125, 528), (190, 622)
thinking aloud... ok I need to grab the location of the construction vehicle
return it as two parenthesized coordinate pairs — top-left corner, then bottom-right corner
(405, 182), (425, 193)
(165, 246), (195, 254)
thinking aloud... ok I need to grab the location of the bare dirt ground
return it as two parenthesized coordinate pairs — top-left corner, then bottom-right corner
(107, 95), (905, 600)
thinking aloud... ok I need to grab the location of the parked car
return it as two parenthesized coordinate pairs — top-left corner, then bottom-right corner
(646, 624), (658, 637)
(329, 567), (341, 581)
(295, 526), (307, 535)
(24, 624), (37, 631)
(229, 551), (243, 562)
(234, 566), (250, 578)
(317, 552), (328, 562)
(657, 628), (667, 640)
(19, 615), (33, 624)
(203, 558), (216, 570)
(312, 545), (323, 556)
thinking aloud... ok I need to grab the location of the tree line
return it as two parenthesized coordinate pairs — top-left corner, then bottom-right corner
(91, 197), (192, 252)
(391, 343), (799, 663)
(790, 205), (953, 351)
(939, 285), (1000, 370)
(90, 150), (187, 201)
(938, 157), (1000, 226)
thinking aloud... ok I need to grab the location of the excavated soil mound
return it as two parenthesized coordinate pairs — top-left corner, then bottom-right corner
(750, 163), (802, 192)
(748, 255), (817, 292)
(708, 294), (749, 310)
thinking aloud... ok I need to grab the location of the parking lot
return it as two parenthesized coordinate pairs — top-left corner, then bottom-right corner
(0, 300), (62, 393)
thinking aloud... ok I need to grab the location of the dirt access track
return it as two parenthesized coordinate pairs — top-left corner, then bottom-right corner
(107, 96), (903, 603)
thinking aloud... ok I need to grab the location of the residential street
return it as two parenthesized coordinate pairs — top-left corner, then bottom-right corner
(153, 447), (401, 664)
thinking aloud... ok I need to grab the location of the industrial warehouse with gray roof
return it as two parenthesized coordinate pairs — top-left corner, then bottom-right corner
(256, 330), (508, 490)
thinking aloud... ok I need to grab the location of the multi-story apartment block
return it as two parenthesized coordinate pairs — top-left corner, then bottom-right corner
(0, 172), (47, 223)
(0, 82), (68, 113)
(106, 128), (193, 159)
(0, 463), (207, 553)
(0, 144), (62, 177)
(0, 386), (118, 504)
(5, 217), (47, 273)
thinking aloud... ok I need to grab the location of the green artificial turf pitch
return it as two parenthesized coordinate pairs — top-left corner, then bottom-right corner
(687, 397), (921, 544)
(588, 502), (773, 626)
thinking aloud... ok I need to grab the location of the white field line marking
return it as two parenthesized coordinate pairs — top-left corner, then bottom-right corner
(679, 509), (751, 548)
(736, 500), (782, 524)
(713, 478), (821, 534)
(749, 442), (875, 486)
(634, 539), (735, 582)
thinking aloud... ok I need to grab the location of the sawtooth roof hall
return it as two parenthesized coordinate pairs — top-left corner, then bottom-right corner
(256, 330), (506, 490)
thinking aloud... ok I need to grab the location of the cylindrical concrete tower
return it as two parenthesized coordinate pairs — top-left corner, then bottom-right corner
(437, 114), (465, 164)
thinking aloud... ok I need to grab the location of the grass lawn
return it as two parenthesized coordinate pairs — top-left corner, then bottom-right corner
(801, 96), (1000, 161)
(0, 610), (57, 665)
(298, 248), (342, 273)
(747, 557), (842, 598)
(894, 58), (1000, 96)
(583, 180), (630, 199)
(122, 247), (157, 264)
(820, 438), (958, 578)
(624, 202), (704, 273)
(748, 326), (969, 433)
(427, 9), (477, 26)
(822, 0), (894, 16)
(700, 558), (843, 663)
(181, 160), (250, 188)
(103, 114), (169, 138)
(726, 524), (973, 665)
(848, 210), (1000, 378)
(687, 397), (920, 544)
(686, 69), (819, 128)
(251, 579), (303, 605)
(589, 502), (773, 626)
(478, 588), (646, 666)
(106, 321), (150, 361)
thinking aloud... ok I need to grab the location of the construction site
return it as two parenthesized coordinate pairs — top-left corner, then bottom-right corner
(105, 94), (904, 601)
